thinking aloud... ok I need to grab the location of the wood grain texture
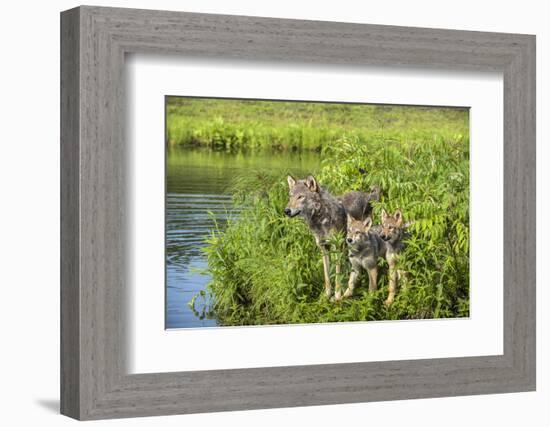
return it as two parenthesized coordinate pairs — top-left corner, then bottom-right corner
(60, 7), (80, 419)
(60, 5), (536, 420)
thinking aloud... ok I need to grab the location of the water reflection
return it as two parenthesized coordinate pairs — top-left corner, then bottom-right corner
(166, 147), (321, 329)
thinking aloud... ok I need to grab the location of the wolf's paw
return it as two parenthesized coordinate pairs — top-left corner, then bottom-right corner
(384, 296), (395, 306)
(324, 288), (333, 299)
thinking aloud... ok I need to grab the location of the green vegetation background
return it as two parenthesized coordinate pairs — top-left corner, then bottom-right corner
(167, 97), (470, 325)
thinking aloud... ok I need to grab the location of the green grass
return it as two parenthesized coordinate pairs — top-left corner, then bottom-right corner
(198, 102), (470, 325)
(166, 97), (469, 152)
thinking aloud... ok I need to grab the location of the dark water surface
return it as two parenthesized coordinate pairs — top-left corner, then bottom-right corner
(166, 147), (321, 329)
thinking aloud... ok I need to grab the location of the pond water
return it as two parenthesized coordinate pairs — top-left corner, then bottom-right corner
(166, 147), (321, 329)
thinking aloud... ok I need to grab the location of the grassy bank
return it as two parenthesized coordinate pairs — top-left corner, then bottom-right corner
(203, 124), (470, 325)
(166, 97), (469, 152)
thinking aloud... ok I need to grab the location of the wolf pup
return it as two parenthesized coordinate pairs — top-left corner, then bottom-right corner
(344, 215), (384, 299)
(345, 209), (405, 304)
(285, 175), (347, 299)
(378, 208), (406, 305)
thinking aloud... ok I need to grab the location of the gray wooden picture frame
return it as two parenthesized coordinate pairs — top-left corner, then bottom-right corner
(60, 5), (536, 421)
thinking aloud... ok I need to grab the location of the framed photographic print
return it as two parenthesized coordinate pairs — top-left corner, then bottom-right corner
(163, 97), (469, 329)
(61, 5), (536, 420)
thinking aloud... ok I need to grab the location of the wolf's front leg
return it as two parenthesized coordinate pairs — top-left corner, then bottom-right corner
(397, 269), (407, 290)
(321, 248), (332, 298)
(367, 265), (378, 293)
(385, 264), (397, 306)
(333, 260), (343, 301)
(343, 269), (360, 298)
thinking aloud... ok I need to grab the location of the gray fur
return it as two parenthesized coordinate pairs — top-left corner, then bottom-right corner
(285, 175), (346, 245)
(338, 186), (381, 221)
(345, 210), (406, 304)
(344, 216), (385, 298)
(285, 176), (382, 300)
(378, 209), (405, 251)
(285, 175), (346, 299)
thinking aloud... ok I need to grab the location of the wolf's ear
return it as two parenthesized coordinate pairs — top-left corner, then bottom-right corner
(305, 175), (319, 192)
(346, 213), (354, 224)
(287, 175), (296, 189)
(381, 209), (388, 222)
(394, 209), (403, 226)
(363, 216), (372, 230)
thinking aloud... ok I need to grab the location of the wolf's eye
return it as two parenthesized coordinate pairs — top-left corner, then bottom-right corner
(297, 195), (305, 200)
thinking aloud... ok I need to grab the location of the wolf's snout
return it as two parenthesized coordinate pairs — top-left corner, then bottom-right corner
(346, 237), (353, 244)
(284, 208), (292, 216)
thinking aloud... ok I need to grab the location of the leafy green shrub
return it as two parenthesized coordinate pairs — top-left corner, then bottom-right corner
(203, 131), (470, 325)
